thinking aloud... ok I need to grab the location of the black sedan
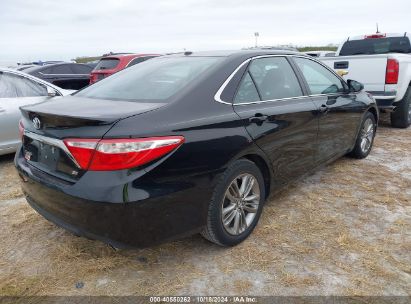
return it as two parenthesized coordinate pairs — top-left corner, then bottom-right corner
(25, 63), (93, 90)
(15, 50), (378, 247)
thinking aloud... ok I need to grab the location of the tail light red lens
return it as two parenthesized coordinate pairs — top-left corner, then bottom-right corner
(19, 120), (24, 141)
(64, 136), (185, 171)
(385, 59), (399, 84)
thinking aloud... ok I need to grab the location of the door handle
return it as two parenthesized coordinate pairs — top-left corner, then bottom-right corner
(0, 108), (5, 114)
(249, 114), (268, 124)
(319, 104), (329, 114)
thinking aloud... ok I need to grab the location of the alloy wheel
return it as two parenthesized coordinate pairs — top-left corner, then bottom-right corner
(408, 103), (411, 123)
(221, 173), (260, 235)
(360, 118), (375, 153)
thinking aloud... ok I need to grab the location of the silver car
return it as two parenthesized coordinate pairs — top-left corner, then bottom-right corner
(0, 68), (74, 155)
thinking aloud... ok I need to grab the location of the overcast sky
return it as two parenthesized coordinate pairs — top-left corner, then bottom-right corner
(0, 0), (410, 63)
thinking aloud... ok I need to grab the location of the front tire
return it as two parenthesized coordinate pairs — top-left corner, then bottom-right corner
(348, 111), (377, 159)
(391, 87), (411, 128)
(201, 159), (266, 246)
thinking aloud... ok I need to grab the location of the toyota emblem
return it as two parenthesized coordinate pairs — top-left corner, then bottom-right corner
(32, 117), (41, 130)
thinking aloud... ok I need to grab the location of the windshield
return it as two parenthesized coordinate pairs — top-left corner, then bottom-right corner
(76, 57), (221, 101)
(339, 37), (411, 56)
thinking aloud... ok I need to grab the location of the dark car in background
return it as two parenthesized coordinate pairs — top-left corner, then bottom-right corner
(25, 63), (93, 90)
(16, 50), (378, 248)
(89, 53), (160, 84)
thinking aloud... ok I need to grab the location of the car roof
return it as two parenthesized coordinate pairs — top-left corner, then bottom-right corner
(162, 49), (301, 59)
(101, 54), (161, 60)
(0, 67), (67, 93)
(24, 62), (90, 73)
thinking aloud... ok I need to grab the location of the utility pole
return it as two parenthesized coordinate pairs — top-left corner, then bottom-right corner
(254, 32), (259, 47)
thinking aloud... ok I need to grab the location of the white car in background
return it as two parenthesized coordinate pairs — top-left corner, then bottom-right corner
(320, 32), (411, 128)
(303, 51), (336, 57)
(0, 68), (74, 155)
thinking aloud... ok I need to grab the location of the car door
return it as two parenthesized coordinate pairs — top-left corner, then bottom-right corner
(0, 71), (49, 152)
(292, 56), (365, 163)
(232, 56), (319, 186)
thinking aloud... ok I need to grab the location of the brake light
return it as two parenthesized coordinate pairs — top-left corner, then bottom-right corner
(19, 120), (24, 141)
(64, 136), (184, 171)
(364, 33), (386, 39)
(385, 59), (399, 84)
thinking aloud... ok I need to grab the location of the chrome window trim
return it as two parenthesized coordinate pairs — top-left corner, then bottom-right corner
(231, 95), (312, 106)
(214, 54), (348, 106)
(214, 54), (308, 105)
(38, 72), (90, 76)
(24, 130), (81, 168)
(4, 70), (64, 96)
(214, 58), (251, 105)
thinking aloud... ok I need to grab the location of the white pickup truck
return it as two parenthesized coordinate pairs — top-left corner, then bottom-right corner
(320, 33), (411, 128)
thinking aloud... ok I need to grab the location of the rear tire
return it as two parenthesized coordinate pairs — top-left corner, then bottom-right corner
(201, 159), (265, 246)
(391, 87), (411, 128)
(348, 112), (377, 159)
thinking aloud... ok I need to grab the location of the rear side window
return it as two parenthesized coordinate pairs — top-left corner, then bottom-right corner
(234, 72), (260, 103)
(294, 57), (344, 95)
(94, 58), (120, 70)
(76, 57), (221, 101)
(127, 57), (146, 67)
(0, 72), (47, 97)
(340, 37), (411, 56)
(70, 64), (92, 74)
(235, 57), (302, 103)
(127, 56), (158, 67)
(48, 65), (72, 74)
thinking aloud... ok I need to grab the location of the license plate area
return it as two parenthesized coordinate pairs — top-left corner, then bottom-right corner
(25, 140), (60, 170)
(23, 134), (82, 181)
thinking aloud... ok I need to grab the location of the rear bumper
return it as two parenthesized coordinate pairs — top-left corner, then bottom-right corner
(15, 149), (213, 248)
(368, 91), (397, 110)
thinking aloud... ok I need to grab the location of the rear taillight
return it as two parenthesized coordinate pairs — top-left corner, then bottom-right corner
(64, 136), (184, 171)
(19, 120), (24, 141)
(385, 59), (399, 84)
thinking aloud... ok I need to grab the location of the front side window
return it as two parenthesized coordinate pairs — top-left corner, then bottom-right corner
(234, 56), (303, 103)
(294, 57), (344, 95)
(76, 57), (221, 102)
(0, 72), (47, 98)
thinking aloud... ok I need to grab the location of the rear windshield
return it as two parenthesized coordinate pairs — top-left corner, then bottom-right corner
(76, 57), (221, 101)
(339, 37), (411, 56)
(94, 58), (120, 70)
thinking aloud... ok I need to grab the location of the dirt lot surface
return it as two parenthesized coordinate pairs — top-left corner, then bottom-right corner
(0, 115), (410, 296)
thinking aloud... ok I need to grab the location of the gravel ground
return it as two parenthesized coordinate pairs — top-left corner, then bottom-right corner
(0, 115), (410, 296)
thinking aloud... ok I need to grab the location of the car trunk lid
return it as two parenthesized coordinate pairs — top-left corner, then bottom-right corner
(20, 96), (165, 182)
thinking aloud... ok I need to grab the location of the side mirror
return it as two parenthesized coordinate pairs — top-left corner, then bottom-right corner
(47, 86), (58, 97)
(347, 79), (364, 93)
